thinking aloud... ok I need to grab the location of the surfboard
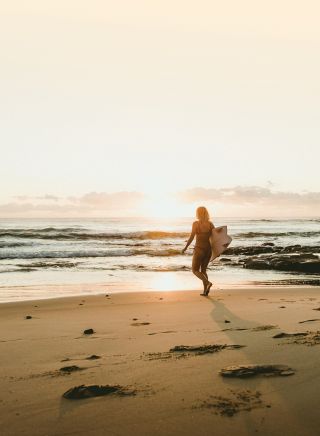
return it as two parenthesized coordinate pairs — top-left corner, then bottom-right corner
(209, 226), (232, 262)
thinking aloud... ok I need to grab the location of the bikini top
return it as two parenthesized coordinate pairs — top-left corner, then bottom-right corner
(196, 221), (214, 234)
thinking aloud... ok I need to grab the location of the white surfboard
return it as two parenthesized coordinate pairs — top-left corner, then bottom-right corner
(209, 226), (232, 262)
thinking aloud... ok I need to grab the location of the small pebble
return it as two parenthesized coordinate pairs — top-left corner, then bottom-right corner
(25, 315), (32, 320)
(83, 328), (95, 335)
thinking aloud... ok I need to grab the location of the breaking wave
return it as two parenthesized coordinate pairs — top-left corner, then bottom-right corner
(0, 229), (188, 241)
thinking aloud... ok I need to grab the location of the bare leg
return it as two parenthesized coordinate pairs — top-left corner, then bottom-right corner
(192, 248), (209, 293)
(192, 269), (209, 284)
(202, 272), (208, 291)
(201, 250), (212, 295)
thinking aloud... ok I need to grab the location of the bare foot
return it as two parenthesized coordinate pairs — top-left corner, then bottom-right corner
(205, 282), (213, 296)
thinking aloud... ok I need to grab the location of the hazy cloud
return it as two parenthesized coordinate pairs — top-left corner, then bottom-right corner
(0, 191), (146, 217)
(177, 186), (320, 207)
(1, 187), (319, 217)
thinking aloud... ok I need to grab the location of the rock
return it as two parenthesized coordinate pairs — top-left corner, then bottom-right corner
(243, 253), (320, 274)
(220, 364), (295, 378)
(224, 320), (231, 323)
(25, 315), (32, 319)
(83, 328), (95, 335)
(243, 260), (271, 270)
(220, 257), (232, 262)
(226, 246), (275, 256)
(62, 384), (136, 399)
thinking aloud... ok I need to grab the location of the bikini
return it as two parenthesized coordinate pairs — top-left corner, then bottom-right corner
(195, 221), (213, 251)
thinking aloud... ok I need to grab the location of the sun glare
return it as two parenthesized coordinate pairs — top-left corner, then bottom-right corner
(142, 191), (190, 218)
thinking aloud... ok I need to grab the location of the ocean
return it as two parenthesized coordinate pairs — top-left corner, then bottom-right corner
(0, 217), (319, 302)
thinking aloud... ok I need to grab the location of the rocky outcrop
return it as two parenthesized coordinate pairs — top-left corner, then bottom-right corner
(243, 253), (320, 274)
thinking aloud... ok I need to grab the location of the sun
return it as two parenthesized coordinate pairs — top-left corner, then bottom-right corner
(141, 191), (191, 218)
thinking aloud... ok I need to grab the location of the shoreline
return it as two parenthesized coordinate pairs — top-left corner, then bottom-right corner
(0, 281), (319, 305)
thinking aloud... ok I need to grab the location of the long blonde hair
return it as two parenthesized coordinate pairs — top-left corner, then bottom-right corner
(196, 206), (210, 222)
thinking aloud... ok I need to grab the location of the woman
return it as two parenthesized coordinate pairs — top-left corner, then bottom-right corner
(182, 206), (214, 296)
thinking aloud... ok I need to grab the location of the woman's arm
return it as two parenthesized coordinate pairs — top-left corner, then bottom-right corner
(182, 222), (197, 253)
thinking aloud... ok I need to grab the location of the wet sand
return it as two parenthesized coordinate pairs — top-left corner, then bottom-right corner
(1, 287), (320, 436)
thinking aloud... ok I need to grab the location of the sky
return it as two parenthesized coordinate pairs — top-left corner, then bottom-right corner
(1, 1), (319, 217)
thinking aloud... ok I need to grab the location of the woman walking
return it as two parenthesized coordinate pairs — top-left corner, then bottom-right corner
(182, 206), (214, 296)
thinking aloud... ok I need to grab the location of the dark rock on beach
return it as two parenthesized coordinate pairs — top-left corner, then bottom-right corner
(243, 253), (320, 274)
(225, 244), (320, 259)
(25, 315), (32, 319)
(83, 328), (95, 335)
(226, 246), (275, 256)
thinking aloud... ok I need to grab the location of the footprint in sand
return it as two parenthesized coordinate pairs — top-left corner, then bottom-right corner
(147, 330), (176, 336)
(61, 355), (101, 362)
(59, 365), (84, 374)
(273, 332), (308, 338)
(63, 384), (136, 400)
(299, 318), (320, 324)
(251, 325), (278, 331)
(193, 389), (268, 417)
(131, 322), (151, 326)
(220, 364), (295, 378)
(143, 344), (245, 360)
(273, 331), (320, 346)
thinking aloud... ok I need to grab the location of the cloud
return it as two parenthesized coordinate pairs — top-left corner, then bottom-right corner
(0, 187), (319, 217)
(14, 195), (60, 202)
(177, 186), (320, 207)
(0, 191), (146, 217)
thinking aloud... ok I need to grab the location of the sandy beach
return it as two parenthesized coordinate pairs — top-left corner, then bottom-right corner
(1, 287), (320, 436)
